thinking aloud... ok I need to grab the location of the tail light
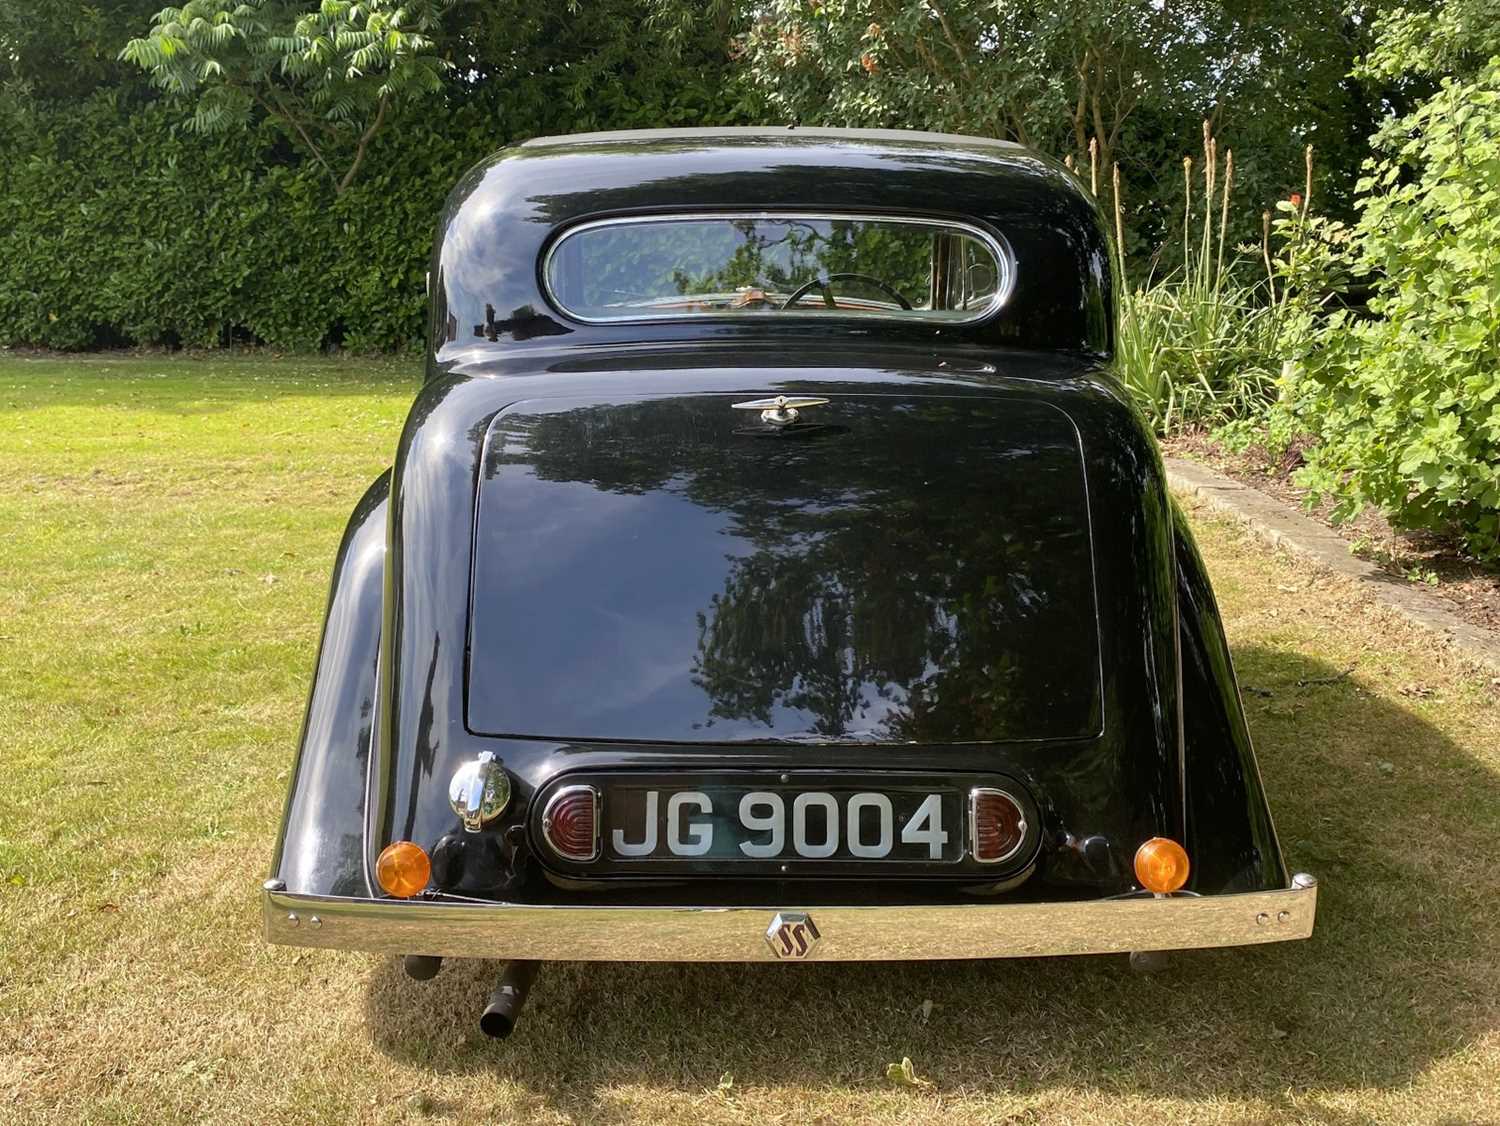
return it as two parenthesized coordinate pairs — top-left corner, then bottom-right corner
(968, 787), (1027, 863)
(541, 785), (600, 862)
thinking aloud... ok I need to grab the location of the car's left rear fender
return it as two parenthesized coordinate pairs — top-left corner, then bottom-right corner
(268, 472), (388, 898)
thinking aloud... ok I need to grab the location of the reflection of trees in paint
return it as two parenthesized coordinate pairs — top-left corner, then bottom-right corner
(498, 397), (1098, 743)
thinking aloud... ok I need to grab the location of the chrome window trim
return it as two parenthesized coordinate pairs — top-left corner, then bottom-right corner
(263, 873), (1317, 962)
(540, 784), (601, 863)
(967, 786), (1028, 865)
(541, 211), (1017, 326)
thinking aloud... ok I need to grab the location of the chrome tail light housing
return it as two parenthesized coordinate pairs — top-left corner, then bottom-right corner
(540, 785), (601, 862)
(969, 787), (1027, 864)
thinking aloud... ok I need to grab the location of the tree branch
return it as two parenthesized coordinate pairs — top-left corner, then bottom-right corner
(1072, 62), (1089, 153)
(908, 32), (954, 85)
(924, 1), (971, 77)
(337, 92), (389, 194)
(260, 89), (339, 190)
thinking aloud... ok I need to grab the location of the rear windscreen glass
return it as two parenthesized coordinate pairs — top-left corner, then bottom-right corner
(544, 214), (1010, 324)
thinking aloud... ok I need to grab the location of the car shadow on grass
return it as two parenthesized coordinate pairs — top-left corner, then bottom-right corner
(361, 645), (1499, 1115)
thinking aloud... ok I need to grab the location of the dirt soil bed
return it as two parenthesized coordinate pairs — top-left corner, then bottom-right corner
(1164, 431), (1500, 635)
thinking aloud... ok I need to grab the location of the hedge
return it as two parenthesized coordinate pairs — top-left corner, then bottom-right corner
(0, 80), (747, 352)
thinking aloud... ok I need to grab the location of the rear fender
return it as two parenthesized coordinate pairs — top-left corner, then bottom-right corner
(1174, 502), (1289, 893)
(268, 473), (389, 897)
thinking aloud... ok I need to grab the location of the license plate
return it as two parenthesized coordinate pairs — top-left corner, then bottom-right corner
(603, 783), (963, 865)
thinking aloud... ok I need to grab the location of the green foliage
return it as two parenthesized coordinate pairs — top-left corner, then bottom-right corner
(120, 0), (453, 191)
(0, 0), (161, 99)
(0, 2), (751, 351)
(0, 93), (433, 350)
(1118, 279), (1280, 435)
(1271, 58), (1500, 561)
(735, 0), (1380, 275)
(1116, 138), (1282, 433)
(1356, 1), (1500, 84)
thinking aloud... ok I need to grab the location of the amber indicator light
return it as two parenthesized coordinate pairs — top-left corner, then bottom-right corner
(1134, 836), (1190, 894)
(376, 840), (432, 898)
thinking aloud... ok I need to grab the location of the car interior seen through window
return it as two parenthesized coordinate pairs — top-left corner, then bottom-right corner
(544, 214), (1009, 323)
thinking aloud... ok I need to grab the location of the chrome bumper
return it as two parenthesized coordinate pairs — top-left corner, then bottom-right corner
(262, 874), (1316, 962)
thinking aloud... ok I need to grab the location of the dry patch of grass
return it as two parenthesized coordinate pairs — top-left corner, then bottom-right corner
(2, 355), (1498, 1124)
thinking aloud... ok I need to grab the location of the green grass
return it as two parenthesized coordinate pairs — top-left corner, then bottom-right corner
(2, 354), (1498, 1124)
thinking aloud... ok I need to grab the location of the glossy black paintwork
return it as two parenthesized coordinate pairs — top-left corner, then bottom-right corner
(364, 349), (1182, 900)
(271, 473), (387, 897)
(269, 129), (1291, 907)
(1174, 504), (1289, 892)
(426, 128), (1114, 369)
(469, 392), (1100, 744)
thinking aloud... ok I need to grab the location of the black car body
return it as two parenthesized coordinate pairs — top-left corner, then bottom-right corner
(264, 128), (1315, 1025)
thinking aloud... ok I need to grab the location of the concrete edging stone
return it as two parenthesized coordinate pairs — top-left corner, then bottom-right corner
(1165, 456), (1500, 675)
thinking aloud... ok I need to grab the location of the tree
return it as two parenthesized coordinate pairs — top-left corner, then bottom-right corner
(120, 0), (453, 193)
(0, 1), (162, 99)
(117, 0), (742, 193)
(734, 1), (1381, 268)
(736, 1), (1199, 180)
(1355, 0), (1500, 87)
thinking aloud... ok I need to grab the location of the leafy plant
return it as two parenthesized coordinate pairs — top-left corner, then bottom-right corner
(0, 3), (750, 350)
(1270, 57), (1500, 561)
(731, 1), (1379, 274)
(119, 0), (454, 193)
(1114, 130), (1282, 433)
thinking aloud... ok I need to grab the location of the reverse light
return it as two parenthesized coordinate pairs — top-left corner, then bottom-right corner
(541, 785), (600, 862)
(1134, 837), (1191, 894)
(968, 787), (1027, 864)
(376, 840), (432, 898)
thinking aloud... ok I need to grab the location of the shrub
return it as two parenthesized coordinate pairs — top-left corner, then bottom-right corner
(1271, 59), (1500, 560)
(1114, 136), (1281, 434)
(0, 13), (752, 352)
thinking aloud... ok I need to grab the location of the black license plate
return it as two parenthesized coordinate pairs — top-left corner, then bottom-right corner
(601, 782), (964, 866)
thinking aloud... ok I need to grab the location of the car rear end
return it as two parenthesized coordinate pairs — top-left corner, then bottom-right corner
(263, 128), (1315, 1038)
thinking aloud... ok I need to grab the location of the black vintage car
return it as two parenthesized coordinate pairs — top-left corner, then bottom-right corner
(264, 127), (1316, 1037)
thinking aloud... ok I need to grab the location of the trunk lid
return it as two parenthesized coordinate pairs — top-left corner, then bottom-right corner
(467, 391), (1101, 745)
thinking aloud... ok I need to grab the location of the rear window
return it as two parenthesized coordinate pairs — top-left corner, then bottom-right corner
(543, 213), (1011, 324)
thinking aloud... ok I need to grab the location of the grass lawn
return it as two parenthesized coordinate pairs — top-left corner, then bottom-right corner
(2, 353), (1498, 1125)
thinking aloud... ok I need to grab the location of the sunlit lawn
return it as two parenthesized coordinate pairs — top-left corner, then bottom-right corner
(2, 353), (1498, 1124)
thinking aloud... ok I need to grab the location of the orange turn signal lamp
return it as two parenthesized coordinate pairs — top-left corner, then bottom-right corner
(1134, 836), (1190, 895)
(376, 840), (432, 898)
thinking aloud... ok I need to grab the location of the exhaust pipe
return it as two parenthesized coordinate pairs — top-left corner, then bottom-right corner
(479, 960), (540, 1039)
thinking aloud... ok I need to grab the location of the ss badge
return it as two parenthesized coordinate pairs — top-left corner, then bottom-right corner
(764, 911), (821, 960)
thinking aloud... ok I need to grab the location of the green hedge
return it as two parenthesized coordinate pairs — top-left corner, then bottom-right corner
(0, 81), (747, 352)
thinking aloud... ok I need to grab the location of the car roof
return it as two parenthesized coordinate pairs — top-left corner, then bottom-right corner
(519, 126), (1025, 154)
(428, 127), (1113, 365)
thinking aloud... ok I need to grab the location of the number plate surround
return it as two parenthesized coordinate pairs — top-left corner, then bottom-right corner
(529, 771), (1038, 878)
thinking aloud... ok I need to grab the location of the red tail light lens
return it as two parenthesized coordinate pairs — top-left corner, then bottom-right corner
(541, 785), (599, 862)
(969, 787), (1027, 863)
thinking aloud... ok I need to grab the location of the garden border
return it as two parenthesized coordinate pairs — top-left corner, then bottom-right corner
(1166, 457), (1500, 675)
